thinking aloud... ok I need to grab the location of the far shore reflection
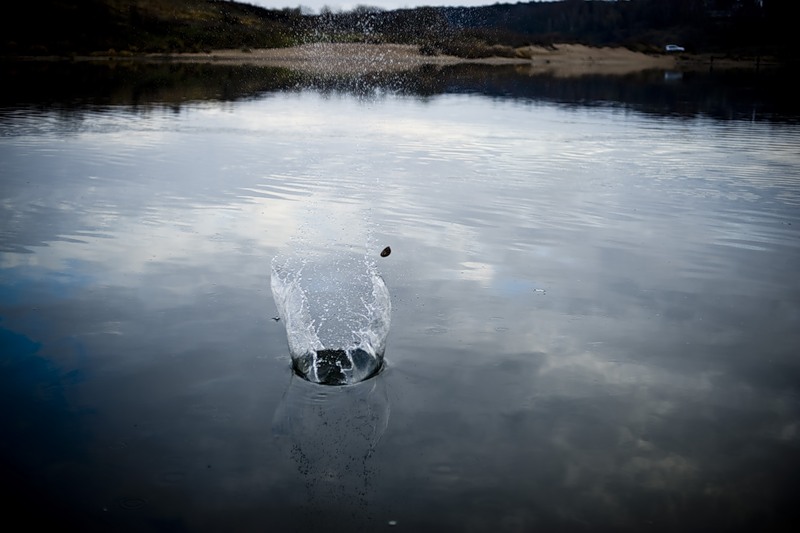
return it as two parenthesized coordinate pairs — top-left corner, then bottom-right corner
(1, 59), (794, 123)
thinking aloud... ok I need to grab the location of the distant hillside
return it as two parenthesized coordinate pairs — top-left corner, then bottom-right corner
(2, 0), (301, 55)
(307, 0), (791, 58)
(2, 0), (792, 60)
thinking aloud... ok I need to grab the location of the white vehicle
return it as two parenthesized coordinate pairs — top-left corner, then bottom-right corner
(665, 44), (685, 52)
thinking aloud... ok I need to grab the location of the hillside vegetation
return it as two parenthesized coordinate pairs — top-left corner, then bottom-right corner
(2, 0), (792, 61)
(3, 0), (301, 55)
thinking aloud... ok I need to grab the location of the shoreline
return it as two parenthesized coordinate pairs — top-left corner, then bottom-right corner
(156, 43), (678, 76)
(11, 43), (773, 76)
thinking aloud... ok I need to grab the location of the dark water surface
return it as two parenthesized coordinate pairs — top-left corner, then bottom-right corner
(1, 62), (799, 532)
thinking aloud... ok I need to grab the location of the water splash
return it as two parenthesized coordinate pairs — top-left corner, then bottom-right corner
(271, 251), (391, 385)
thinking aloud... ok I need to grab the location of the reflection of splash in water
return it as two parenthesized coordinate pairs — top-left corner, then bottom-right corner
(272, 373), (390, 528)
(271, 252), (391, 385)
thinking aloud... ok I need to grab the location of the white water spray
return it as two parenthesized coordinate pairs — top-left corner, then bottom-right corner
(271, 251), (391, 385)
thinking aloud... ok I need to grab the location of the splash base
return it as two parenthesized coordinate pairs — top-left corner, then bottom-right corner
(292, 348), (383, 386)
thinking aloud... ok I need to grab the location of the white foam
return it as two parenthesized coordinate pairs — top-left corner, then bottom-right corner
(271, 251), (391, 385)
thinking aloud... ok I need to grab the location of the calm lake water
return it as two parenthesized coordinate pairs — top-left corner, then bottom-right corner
(1, 61), (799, 532)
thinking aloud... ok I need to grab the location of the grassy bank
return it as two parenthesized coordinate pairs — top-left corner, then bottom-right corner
(2, 0), (791, 65)
(2, 0), (301, 56)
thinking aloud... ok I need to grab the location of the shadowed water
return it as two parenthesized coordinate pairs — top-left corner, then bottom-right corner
(271, 373), (390, 528)
(1, 62), (799, 532)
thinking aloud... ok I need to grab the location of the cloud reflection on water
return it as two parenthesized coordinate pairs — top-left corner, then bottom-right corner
(1, 80), (799, 530)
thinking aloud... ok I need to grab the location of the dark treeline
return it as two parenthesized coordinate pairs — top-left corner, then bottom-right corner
(1, 0), (793, 60)
(2, 0), (303, 55)
(310, 0), (791, 58)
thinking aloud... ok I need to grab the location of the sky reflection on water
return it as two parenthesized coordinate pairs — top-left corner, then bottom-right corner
(1, 69), (799, 532)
